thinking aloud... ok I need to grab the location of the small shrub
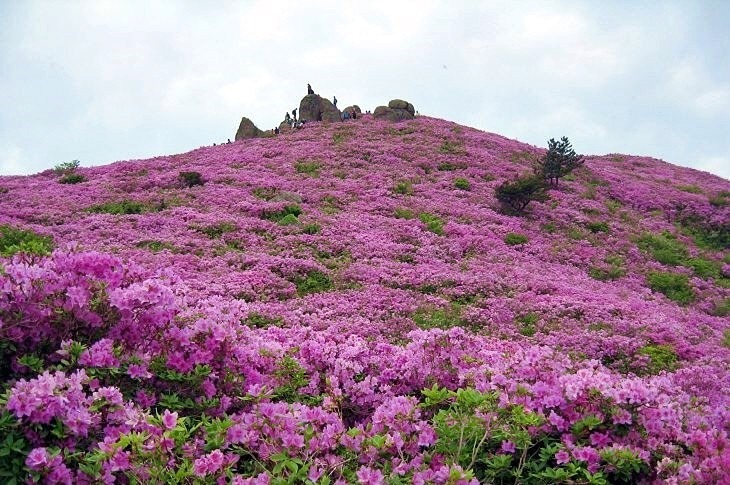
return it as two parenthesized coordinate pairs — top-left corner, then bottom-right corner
(439, 140), (465, 155)
(179, 171), (204, 187)
(87, 200), (151, 215)
(293, 270), (333, 296)
(392, 180), (414, 195)
(686, 257), (722, 279)
(412, 304), (464, 330)
(0, 225), (54, 257)
(637, 344), (679, 374)
(495, 175), (548, 213)
(302, 223), (320, 234)
(647, 271), (694, 305)
(535, 136), (584, 186)
(243, 312), (283, 328)
(504, 233), (528, 246)
(262, 204), (302, 223)
(515, 312), (539, 336)
(195, 222), (237, 238)
(394, 208), (415, 219)
(712, 298), (730, 317)
(59, 173), (86, 184)
(419, 212), (445, 235)
(0, 187), (8, 194)
(723, 329), (730, 348)
(637, 232), (688, 266)
(605, 199), (622, 214)
(252, 187), (278, 200)
(709, 191), (729, 207)
(278, 214), (300, 226)
(677, 184), (702, 194)
(437, 161), (459, 171)
(294, 159), (321, 176)
(454, 178), (471, 191)
(135, 240), (176, 252)
(585, 221), (610, 233)
(678, 215), (729, 251)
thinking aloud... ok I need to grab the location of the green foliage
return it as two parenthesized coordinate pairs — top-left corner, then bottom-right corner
(677, 216), (729, 252)
(252, 187), (278, 200)
(302, 223), (320, 234)
(394, 207), (415, 219)
(586, 221), (610, 233)
(599, 447), (649, 482)
(87, 199), (158, 215)
(262, 204), (303, 223)
(135, 240), (176, 252)
(0, 410), (31, 485)
(294, 159), (321, 176)
(58, 173), (86, 184)
(293, 270), (333, 296)
(194, 222), (237, 238)
(243, 312), (284, 328)
(178, 171), (204, 187)
(685, 257), (722, 279)
(272, 356), (312, 403)
(419, 212), (445, 235)
(504, 233), (528, 246)
(535, 137), (584, 186)
(0, 225), (54, 257)
(677, 184), (702, 194)
(454, 177), (471, 191)
(723, 329), (730, 348)
(53, 160), (80, 174)
(515, 312), (539, 336)
(637, 232), (688, 266)
(709, 191), (729, 207)
(589, 255), (626, 281)
(278, 214), (300, 226)
(495, 175), (548, 213)
(637, 344), (679, 374)
(713, 298), (730, 317)
(392, 180), (414, 195)
(412, 304), (464, 330)
(332, 130), (349, 145)
(646, 271), (694, 305)
(439, 140), (465, 155)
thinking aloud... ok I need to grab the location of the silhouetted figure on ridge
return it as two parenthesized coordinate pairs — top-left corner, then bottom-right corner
(333, 96), (337, 107)
(285, 112), (291, 124)
(307, 83), (314, 95)
(292, 108), (297, 122)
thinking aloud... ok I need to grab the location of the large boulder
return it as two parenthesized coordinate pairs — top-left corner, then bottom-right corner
(235, 117), (263, 140)
(373, 101), (415, 122)
(278, 121), (292, 133)
(388, 99), (415, 116)
(342, 105), (362, 118)
(299, 94), (341, 123)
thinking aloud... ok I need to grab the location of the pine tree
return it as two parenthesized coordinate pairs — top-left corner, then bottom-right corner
(536, 137), (584, 186)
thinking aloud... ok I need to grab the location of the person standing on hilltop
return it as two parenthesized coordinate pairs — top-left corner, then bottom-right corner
(307, 83), (314, 95)
(292, 108), (297, 122)
(333, 96), (337, 107)
(285, 112), (291, 124)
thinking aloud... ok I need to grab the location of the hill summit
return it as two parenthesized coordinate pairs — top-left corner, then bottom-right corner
(0, 115), (728, 483)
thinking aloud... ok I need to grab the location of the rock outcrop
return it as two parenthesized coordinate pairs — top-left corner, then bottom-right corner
(235, 117), (264, 140)
(342, 105), (362, 118)
(373, 99), (416, 122)
(299, 94), (342, 123)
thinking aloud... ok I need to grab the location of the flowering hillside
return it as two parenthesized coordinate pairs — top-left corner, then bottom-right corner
(0, 115), (728, 484)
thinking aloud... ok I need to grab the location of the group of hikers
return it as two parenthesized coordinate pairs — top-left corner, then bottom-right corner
(269, 83), (361, 135)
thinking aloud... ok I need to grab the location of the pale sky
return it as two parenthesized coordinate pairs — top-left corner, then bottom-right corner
(1, 1), (729, 179)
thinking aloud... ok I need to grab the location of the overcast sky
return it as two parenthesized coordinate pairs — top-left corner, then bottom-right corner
(1, 1), (729, 179)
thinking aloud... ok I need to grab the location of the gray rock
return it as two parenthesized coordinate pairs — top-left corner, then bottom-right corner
(373, 105), (414, 122)
(388, 99), (409, 110)
(299, 94), (342, 123)
(235, 117), (263, 140)
(270, 191), (303, 203)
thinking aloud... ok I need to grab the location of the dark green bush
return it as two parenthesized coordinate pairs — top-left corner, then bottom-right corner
(504, 233), (528, 246)
(515, 312), (539, 336)
(393, 180), (414, 195)
(135, 240), (176, 252)
(302, 223), (320, 234)
(535, 136), (584, 186)
(586, 221), (610, 233)
(439, 140), (465, 155)
(59, 173), (86, 184)
(294, 160), (321, 176)
(0, 225), (54, 257)
(53, 160), (80, 174)
(293, 270), (333, 296)
(637, 344), (679, 374)
(412, 304), (464, 330)
(262, 204), (302, 223)
(87, 200), (152, 215)
(637, 232), (688, 266)
(394, 208), (415, 219)
(278, 214), (300, 226)
(179, 171), (205, 187)
(195, 222), (237, 238)
(419, 212), (445, 235)
(495, 175), (548, 213)
(647, 271), (694, 305)
(454, 178), (471, 191)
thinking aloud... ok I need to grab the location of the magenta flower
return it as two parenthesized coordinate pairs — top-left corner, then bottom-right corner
(161, 409), (178, 430)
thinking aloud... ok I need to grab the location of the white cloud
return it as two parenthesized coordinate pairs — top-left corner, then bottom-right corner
(0, 143), (29, 176)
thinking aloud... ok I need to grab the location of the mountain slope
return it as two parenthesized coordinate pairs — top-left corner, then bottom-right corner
(1, 115), (728, 483)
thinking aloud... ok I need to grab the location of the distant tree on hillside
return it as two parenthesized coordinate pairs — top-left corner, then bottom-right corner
(535, 137), (584, 186)
(495, 175), (549, 214)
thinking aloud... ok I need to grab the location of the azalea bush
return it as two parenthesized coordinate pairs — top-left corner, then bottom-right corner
(0, 115), (729, 483)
